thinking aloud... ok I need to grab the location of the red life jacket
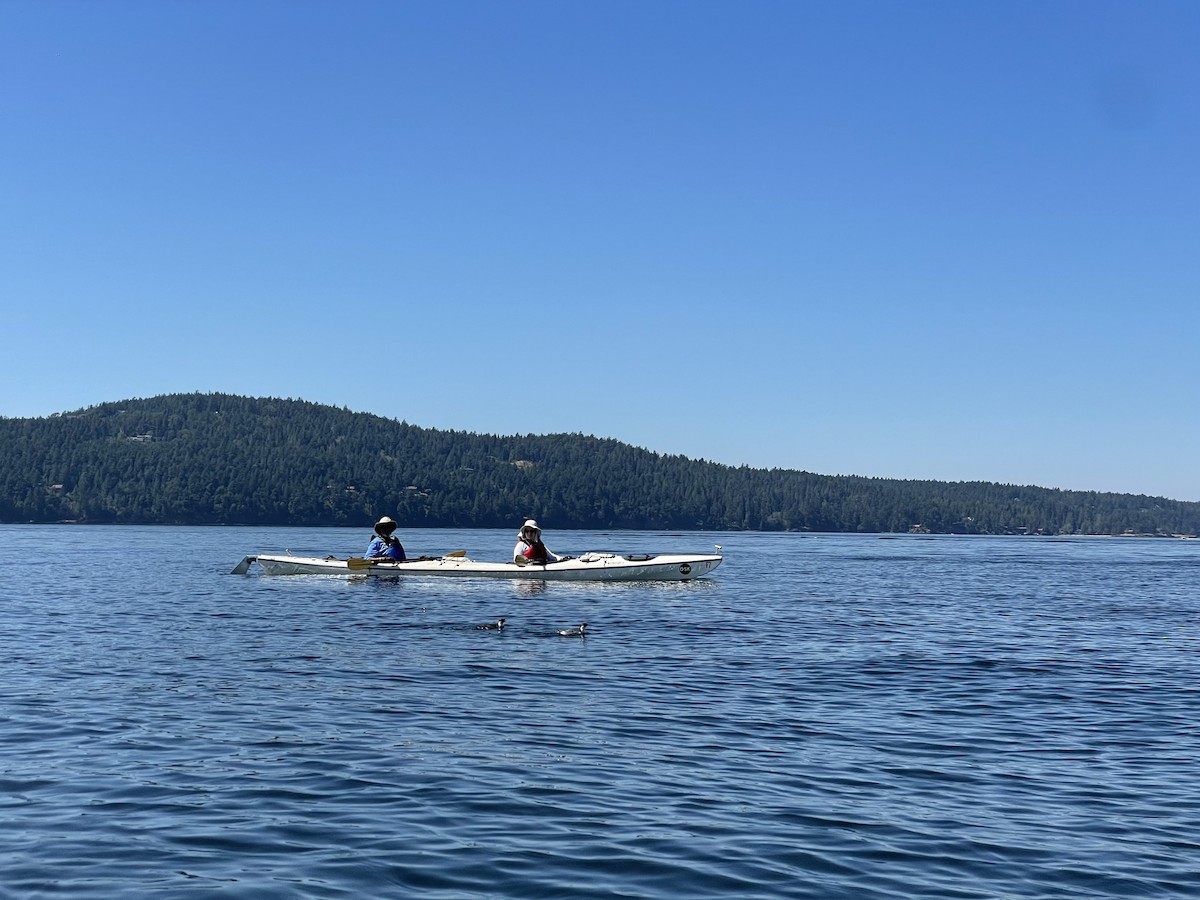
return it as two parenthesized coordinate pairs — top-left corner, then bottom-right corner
(523, 540), (550, 563)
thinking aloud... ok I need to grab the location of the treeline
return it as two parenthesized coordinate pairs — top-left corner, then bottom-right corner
(0, 393), (1196, 536)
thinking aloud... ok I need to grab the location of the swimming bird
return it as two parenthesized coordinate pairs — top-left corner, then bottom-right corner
(476, 618), (506, 630)
(557, 623), (588, 637)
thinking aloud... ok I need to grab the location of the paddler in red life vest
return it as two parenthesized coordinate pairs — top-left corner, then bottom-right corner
(513, 519), (562, 566)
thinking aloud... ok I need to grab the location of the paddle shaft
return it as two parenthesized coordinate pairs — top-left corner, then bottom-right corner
(347, 549), (466, 570)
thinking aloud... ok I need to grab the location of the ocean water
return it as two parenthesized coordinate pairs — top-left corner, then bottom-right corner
(1, 525), (1198, 899)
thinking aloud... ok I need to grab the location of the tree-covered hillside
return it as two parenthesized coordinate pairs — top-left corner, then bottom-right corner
(1, 393), (1196, 535)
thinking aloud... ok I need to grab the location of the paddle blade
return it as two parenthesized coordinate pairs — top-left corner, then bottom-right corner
(230, 556), (256, 575)
(346, 557), (373, 570)
(444, 549), (467, 558)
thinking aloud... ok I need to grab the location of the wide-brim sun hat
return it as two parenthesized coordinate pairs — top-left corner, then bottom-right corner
(374, 516), (397, 531)
(522, 519), (540, 531)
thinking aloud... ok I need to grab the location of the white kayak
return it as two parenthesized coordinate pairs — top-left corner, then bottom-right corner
(232, 551), (722, 582)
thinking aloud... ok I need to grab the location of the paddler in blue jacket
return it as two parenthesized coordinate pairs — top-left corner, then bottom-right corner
(366, 516), (406, 561)
(513, 519), (561, 565)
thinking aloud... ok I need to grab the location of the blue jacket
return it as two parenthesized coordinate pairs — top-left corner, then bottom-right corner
(366, 536), (406, 561)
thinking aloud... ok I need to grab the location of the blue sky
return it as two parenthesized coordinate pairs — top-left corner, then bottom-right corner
(2, 1), (1197, 501)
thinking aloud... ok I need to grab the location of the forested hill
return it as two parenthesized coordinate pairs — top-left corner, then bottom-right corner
(1, 393), (1196, 536)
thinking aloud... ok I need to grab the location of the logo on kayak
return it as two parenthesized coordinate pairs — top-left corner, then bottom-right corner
(679, 563), (692, 575)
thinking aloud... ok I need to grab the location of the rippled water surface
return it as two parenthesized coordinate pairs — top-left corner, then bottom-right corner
(2, 526), (1198, 898)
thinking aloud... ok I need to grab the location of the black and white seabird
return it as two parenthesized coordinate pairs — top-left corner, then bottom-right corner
(557, 623), (588, 637)
(476, 618), (506, 630)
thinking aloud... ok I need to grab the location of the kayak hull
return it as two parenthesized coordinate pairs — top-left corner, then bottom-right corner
(247, 552), (722, 582)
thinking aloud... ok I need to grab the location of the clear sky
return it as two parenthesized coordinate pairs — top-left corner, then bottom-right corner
(2, 1), (1197, 501)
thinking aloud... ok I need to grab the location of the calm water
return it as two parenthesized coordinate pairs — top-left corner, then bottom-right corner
(1, 525), (1198, 899)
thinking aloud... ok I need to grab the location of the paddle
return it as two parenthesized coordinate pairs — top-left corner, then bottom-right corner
(347, 550), (466, 571)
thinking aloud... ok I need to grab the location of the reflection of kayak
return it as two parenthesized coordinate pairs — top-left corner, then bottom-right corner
(232, 551), (722, 582)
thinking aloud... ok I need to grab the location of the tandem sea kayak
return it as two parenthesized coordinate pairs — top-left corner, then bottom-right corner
(231, 550), (722, 582)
